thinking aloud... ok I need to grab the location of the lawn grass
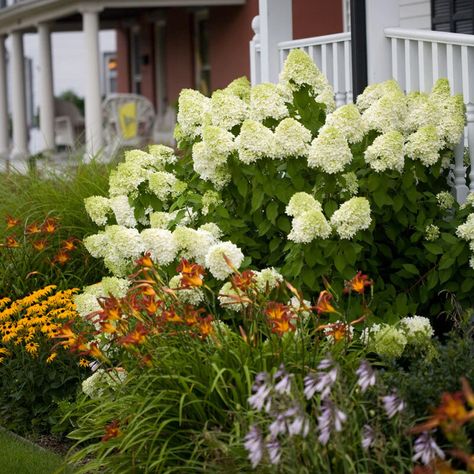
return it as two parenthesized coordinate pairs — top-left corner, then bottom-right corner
(0, 429), (73, 474)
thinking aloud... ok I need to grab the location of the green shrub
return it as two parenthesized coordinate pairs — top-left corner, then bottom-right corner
(80, 49), (474, 324)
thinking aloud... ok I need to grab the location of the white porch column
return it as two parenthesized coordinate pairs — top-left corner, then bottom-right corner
(258, 0), (292, 83)
(0, 35), (8, 159)
(365, 0), (399, 84)
(38, 23), (55, 152)
(10, 31), (28, 160)
(81, 7), (103, 158)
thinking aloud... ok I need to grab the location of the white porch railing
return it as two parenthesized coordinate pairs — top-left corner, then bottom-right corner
(249, 15), (474, 201)
(278, 33), (353, 107)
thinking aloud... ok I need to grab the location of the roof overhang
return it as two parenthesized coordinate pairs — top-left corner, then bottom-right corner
(0, 0), (246, 34)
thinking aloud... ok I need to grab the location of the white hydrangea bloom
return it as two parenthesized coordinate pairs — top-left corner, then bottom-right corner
(315, 83), (336, 113)
(274, 118), (312, 158)
(109, 195), (137, 228)
(308, 125), (352, 174)
(286, 192), (322, 217)
(202, 124), (236, 157)
(325, 104), (367, 144)
(205, 241), (244, 280)
(82, 369), (126, 399)
(147, 144), (178, 167)
(250, 83), (288, 122)
(341, 172), (359, 196)
(218, 281), (248, 311)
(425, 224), (440, 242)
(405, 92), (439, 133)
(83, 233), (109, 258)
(373, 325), (407, 358)
(149, 211), (177, 229)
(224, 76), (251, 102)
(101, 225), (145, 276)
(235, 120), (276, 164)
(400, 316), (434, 345)
(173, 226), (219, 265)
(405, 125), (442, 166)
(84, 196), (111, 226)
(436, 191), (455, 210)
(210, 89), (248, 130)
(169, 274), (205, 305)
(108, 161), (148, 198)
(101, 277), (130, 298)
(288, 209), (332, 243)
(279, 49), (326, 93)
(430, 79), (465, 147)
(362, 91), (407, 133)
(140, 228), (178, 266)
(73, 292), (101, 319)
(456, 213), (474, 241)
(201, 190), (222, 216)
(288, 296), (312, 317)
(192, 141), (231, 189)
(148, 171), (185, 202)
(364, 131), (405, 173)
(198, 222), (223, 239)
(177, 88), (211, 139)
(356, 80), (402, 112)
(254, 267), (284, 292)
(330, 197), (372, 239)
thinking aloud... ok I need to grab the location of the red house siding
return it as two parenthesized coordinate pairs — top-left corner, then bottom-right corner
(115, 1), (343, 107)
(164, 8), (194, 106)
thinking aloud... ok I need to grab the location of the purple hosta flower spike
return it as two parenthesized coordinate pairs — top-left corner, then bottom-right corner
(361, 424), (375, 451)
(266, 438), (282, 465)
(269, 414), (287, 438)
(412, 432), (445, 466)
(317, 400), (347, 445)
(356, 360), (377, 393)
(249, 372), (271, 412)
(288, 415), (310, 438)
(244, 425), (264, 468)
(274, 364), (292, 395)
(382, 393), (406, 419)
(304, 358), (338, 400)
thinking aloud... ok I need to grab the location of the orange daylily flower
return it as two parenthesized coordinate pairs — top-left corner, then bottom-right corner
(344, 272), (373, 294)
(264, 302), (296, 336)
(3, 236), (20, 248)
(265, 302), (289, 320)
(52, 250), (71, 265)
(177, 259), (205, 288)
(184, 306), (205, 326)
(136, 253), (154, 268)
(198, 315), (214, 338)
(101, 298), (122, 321)
(162, 307), (183, 324)
(26, 222), (42, 234)
(32, 239), (48, 251)
(315, 290), (337, 314)
(61, 237), (77, 252)
(5, 215), (20, 228)
(323, 321), (352, 342)
(232, 270), (255, 291)
(102, 420), (122, 442)
(271, 314), (295, 336)
(119, 324), (148, 346)
(41, 217), (58, 234)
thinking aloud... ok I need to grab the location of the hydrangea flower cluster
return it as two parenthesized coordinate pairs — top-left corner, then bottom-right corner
(330, 197), (372, 240)
(82, 368), (127, 399)
(286, 192), (331, 243)
(456, 213), (474, 268)
(361, 315), (434, 358)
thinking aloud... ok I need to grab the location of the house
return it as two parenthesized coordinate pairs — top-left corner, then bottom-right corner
(0, 0), (473, 169)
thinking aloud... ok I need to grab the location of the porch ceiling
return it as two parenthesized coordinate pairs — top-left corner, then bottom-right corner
(0, 0), (246, 34)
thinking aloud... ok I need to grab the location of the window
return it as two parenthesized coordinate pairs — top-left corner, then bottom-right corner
(193, 9), (211, 96)
(432, 0), (474, 34)
(103, 52), (118, 96)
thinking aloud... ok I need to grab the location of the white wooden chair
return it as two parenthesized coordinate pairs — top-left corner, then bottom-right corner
(102, 93), (156, 158)
(54, 99), (85, 149)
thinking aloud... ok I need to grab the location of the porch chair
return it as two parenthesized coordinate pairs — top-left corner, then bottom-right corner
(54, 98), (85, 149)
(102, 93), (156, 158)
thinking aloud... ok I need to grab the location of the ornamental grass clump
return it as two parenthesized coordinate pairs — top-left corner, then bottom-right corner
(81, 48), (473, 323)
